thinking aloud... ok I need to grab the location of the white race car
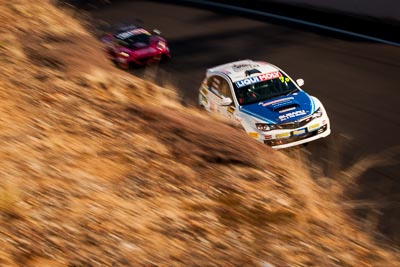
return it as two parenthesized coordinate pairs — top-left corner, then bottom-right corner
(198, 59), (331, 149)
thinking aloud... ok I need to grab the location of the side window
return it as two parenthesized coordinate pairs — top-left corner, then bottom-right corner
(207, 76), (233, 99)
(207, 75), (222, 97)
(219, 79), (233, 100)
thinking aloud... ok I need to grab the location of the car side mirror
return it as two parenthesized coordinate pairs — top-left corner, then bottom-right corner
(220, 97), (232, 106)
(152, 29), (161, 35)
(296, 78), (305, 87)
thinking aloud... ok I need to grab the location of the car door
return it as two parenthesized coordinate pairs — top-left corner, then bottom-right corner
(216, 76), (237, 119)
(204, 75), (237, 119)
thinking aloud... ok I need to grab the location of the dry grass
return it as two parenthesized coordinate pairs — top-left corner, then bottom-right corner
(0, 0), (399, 266)
(0, 182), (22, 219)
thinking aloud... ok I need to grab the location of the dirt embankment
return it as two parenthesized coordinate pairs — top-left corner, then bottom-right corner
(0, 1), (399, 266)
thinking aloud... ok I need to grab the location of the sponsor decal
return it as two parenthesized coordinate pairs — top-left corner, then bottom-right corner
(227, 106), (235, 113)
(235, 76), (259, 88)
(276, 132), (290, 139)
(222, 69), (232, 75)
(248, 132), (259, 138)
(292, 128), (306, 136)
(279, 107), (296, 113)
(264, 135), (272, 140)
(259, 97), (294, 107)
(232, 63), (260, 72)
(308, 123), (320, 132)
(235, 71), (282, 88)
(278, 110), (307, 122)
(258, 72), (282, 81)
(117, 29), (150, 39)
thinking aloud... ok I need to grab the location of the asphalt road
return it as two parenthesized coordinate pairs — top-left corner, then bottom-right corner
(89, 0), (400, 243)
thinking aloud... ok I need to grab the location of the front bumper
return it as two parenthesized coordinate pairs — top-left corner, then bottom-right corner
(265, 124), (330, 149)
(117, 53), (170, 66)
(254, 115), (331, 149)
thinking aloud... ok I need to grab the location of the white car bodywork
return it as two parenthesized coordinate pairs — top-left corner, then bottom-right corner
(199, 59), (331, 149)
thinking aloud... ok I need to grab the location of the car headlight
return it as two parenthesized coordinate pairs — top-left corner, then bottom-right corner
(311, 107), (323, 119)
(119, 51), (130, 57)
(157, 41), (166, 50)
(256, 123), (274, 131)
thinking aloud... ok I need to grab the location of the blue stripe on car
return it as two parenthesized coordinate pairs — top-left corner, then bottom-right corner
(241, 108), (277, 124)
(310, 97), (315, 113)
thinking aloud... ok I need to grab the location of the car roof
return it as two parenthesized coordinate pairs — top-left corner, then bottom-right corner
(207, 60), (281, 83)
(114, 26), (151, 40)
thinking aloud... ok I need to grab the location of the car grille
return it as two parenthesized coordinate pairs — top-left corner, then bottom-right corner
(264, 125), (327, 146)
(274, 116), (313, 130)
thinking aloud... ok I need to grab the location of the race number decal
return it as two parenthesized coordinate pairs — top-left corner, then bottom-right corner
(279, 76), (290, 83)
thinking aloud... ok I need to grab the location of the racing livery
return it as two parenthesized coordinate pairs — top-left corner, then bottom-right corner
(198, 60), (331, 149)
(100, 25), (171, 69)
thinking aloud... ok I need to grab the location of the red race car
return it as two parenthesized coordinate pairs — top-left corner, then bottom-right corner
(100, 25), (171, 69)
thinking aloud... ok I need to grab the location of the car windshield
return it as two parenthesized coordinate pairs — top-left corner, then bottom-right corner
(233, 72), (298, 105)
(117, 33), (150, 49)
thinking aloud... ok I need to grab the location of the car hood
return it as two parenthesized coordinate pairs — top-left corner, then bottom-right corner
(122, 46), (157, 57)
(240, 91), (316, 124)
(124, 38), (161, 53)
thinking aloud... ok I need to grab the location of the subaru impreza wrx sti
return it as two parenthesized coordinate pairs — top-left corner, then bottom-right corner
(198, 60), (331, 149)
